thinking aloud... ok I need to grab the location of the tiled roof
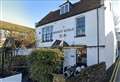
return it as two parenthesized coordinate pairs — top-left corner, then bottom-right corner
(36, 0), (103, 27)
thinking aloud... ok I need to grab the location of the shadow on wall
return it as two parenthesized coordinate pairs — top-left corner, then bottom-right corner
(105, 31), (117, 68)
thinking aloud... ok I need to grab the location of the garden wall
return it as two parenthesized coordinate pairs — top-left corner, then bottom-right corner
(0, 73), (22, 82)
(66, 62), (106, 82)
(16, 48), (34, 55)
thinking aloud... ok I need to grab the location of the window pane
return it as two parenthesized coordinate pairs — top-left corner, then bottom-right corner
(76, 16), (85, 36)
(65, 4), (68, 13)
(42, 26), (53, 42)
(61, 6), (64, 14)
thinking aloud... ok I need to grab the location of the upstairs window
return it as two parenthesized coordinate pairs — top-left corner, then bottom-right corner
(60, 6), (64, 14)
(65, 4), (69, 13)
(42, 26), (53, 42)
(60, 3), (70, 15)
(76, 16), (85, 37)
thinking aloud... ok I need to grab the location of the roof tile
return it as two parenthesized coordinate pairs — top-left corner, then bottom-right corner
(36, 0), (103, 27)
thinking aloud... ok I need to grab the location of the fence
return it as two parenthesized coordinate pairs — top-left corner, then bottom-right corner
(0, 48), (16, 76)
(0, 48), (33, 77)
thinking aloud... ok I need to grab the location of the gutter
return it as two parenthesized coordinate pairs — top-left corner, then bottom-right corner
(97, 8), (100, 64)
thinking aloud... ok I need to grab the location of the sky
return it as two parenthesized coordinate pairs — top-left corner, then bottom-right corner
(0, 0), (120, 29)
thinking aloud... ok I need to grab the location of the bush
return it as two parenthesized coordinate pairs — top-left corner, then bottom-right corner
(28, 49), (63, 82)
(12, 55), (28, 66)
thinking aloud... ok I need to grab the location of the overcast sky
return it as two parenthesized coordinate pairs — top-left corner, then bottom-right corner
(0, 0), (120, 28)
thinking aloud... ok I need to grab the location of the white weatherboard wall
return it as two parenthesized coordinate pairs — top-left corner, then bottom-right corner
(64, 48), (76, 68)
(0, 73), (22, 82)
(101, 0), (117, 68)
(36, 9), (100, 47)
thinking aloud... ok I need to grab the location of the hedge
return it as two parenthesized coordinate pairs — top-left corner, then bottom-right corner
(28, 48), (63, 82)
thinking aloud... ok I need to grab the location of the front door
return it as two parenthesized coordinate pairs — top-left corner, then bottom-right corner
(76, 48), (87, 67)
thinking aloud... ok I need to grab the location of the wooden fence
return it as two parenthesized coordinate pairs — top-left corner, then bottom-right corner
(0, 48), (16, 76)
(0, 48), (33, 77)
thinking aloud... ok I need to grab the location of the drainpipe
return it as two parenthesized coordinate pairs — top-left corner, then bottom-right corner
(97, 8), (100, 64)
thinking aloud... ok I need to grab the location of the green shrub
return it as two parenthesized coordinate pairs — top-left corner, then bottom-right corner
(12, 55), (28, 66)
(28, 49), (63, 82)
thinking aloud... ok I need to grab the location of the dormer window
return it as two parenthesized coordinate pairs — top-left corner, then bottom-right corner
(60, 1), (71, 15)
(65, 4), (69, 12)
(61, 6), (65, 14)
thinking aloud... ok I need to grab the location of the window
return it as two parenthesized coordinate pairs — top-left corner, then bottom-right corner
(76, 16), (85, 37)
(65, 4), (69, 13)
(61, 6), (64, 14)
(42, 26), (53, 42)
(60, 4), (69, 15)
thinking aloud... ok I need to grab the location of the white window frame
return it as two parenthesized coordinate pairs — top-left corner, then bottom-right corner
(60, 3), (69, 15)
(76, 16), (86, 37)
(42, 26), (53, 42)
